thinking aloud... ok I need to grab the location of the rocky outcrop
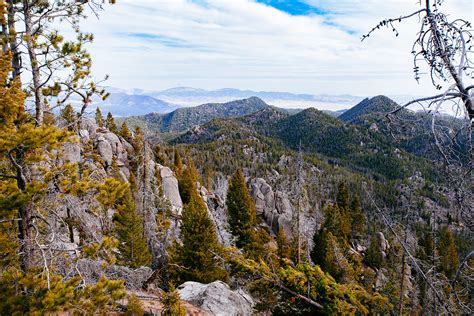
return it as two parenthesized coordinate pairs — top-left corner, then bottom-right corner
(200, 178), (233, 246)
(72, 259), (153, 290)
(376, 232), (390, 259)
(160, 166), (183, 215)
(249, 177), (293, 235)
(178, 281), (254, 316)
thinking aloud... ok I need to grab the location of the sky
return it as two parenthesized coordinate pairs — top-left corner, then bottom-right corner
(82, 0), (473, 97)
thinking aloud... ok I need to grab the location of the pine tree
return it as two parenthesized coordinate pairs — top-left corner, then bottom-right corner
(438, 227), (459, 278)
(169, 190), (227, 284)
(60, 104), (77, 131)
(178, 162), (199, 205)
(365, 235), (383, 269)
(226, 169), (257, 249)
(119, 121), (132, 141)
(113, 186), (152, 268)
(0, 52), (70, 271)
(106, 112), (117, 133)
(0, 52), (126, 315)
(153, 145), (166, 165)
(350, 195), (365, 239)
(96, 107), (105, 127)
(125, 294), (144, 316)
(161, 285), (186, 316)
(336, 182), (350, 210)
(276, 227), (291, 260)
(173, 148), (183, 177)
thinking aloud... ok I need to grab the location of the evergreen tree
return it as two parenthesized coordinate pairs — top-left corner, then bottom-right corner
(106, 112), (118, 133)
(173, 148), (183, 177)
(336, 182), (350, 210)
(276, 227), (291, 260)
(178, 162), (199, 205)
(169, 191), (227, 284)
(60, 104), (77, 130)
(95, 107), (105, 127)
(161, 285), (186, 316)
(350, 195), (365, 238)
(226, 169), (256, 249)
(321, 204), (350, 246)
(365, 235), (383, 269)
(119, 121), (132, 141)
(438, 227), (459, 278)
(0, 52), (126, 315)
(109, 156), (121, 179)
(153, 145), (166, 165)
(125, 294), (144, 316)
(113, 186), (152, 268)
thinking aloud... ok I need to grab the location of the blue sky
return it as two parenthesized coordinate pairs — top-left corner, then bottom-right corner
(83, 0), (473, 97)
(255, 0), (328, 16)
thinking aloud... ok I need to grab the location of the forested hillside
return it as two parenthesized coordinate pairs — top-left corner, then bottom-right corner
(0, 0), (472, 315)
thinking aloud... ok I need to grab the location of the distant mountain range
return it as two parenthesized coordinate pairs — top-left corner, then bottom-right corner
(90, 93), (180, 117)
(99, 87), (366, 115)
(89, 86), (425, 118)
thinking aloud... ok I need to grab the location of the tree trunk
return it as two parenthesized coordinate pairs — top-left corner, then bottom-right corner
(22, 0), (43, 125)
(7, 0), (21, 78)
(13, 149), (34, 272)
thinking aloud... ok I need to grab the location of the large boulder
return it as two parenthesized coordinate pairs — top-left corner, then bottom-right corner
(178, 281), (254, 316)
(159, 166), (183, 215)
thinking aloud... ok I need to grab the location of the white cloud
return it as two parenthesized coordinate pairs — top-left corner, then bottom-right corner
(81, 0), (473, 98)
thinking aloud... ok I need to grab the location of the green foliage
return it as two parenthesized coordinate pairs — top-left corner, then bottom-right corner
(106, 112), (118, 133)
(225, 248), (390, 315)
(161, 285), (186, 316)
(437, 227), (459, 278)
(126, 294), (144, 316)
(173, 148), (183, 177)
(169, 190), (227, 284)
(0, 270), (126, 315)
(276, 227), (291, 261)
(153, 144), (166, 165)
(226, 169), (257, 249)
(365, 235), (383, 269)
(113, 186), (152, 268)
(350, 195), (366, 238)
(95, 107), (105, 127)
(178, 162), (199, 205)
(60, 104), (77, 130)
(119, 121), (132, 141)
(336, 182), (350, 209)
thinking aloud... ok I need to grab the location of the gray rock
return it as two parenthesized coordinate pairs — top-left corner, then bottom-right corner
(62, 142), (81, 164)
(178, 281), (254, 316)
(96, 135), (113, 166)
(80, 117), (98, 139)
(74, 259), (153, 290)
(160, 166), (183, 215)
(249, 178), (293, 235)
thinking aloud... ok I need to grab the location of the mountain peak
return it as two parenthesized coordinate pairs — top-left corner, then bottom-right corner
(339, 95), (399, 122)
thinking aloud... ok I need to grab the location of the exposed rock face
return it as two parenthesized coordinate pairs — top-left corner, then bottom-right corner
(249, 178), (293, 235)
(73, 259), (153, 290)
(62, 142), (81, 164)
(160, 165), (183, 215)
(200, 176), (233, 246)
(377, 232), (390, 259)
(178, 281), (254, 316)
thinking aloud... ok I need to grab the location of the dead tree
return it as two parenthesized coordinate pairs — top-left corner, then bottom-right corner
(363, 0), (473, 229)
